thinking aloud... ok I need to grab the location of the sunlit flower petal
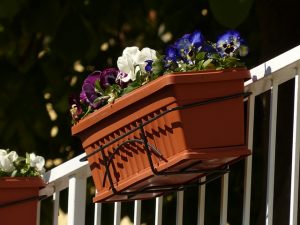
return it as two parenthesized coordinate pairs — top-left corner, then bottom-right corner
(0, 155), (15, 173)
(188, 30), (205, 49)
(29, 153), (45, 172)
(216, 30), (245, 56)
(117, 47), (157, 81)
(69, 94), (83, 121)
(117, 50), (136, 82)
(0, 149), (7, 156)
(7, 151), (18, 162)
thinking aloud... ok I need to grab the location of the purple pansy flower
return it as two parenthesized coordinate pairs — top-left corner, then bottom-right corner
(80, 71), (101, 104)
(82, 82), (101, 109)
(100, 68), (119, 88)
(116, 71), (129, 88)
(80, 71), (102, 109)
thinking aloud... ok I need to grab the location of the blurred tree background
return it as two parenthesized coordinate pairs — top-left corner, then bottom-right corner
(1, 0), (300, 224)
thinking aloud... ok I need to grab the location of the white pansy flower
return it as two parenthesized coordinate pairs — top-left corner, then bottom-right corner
(1, 149), (46, 177)
(117, 47), (139, 82)
(7, 151), (18, 162)
(29, 153), (45, 172)
(117, 46), (157, 82)
(0, 154), (15, 173)
(0, 149), (8, 156)
(136, 47), (157, 72)
(122, 46), (141, 62)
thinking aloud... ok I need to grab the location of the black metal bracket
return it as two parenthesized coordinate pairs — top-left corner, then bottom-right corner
(80, 91), (251, 198)
(116, 167), (230, 199)
(0, 195), (48, 209)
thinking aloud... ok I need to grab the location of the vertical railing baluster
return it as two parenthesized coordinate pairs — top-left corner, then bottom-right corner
(197, 177), (206, 225)
(176, 191), (184, 225)
(68, 174), (87, 225)
(53, 191), (60, 225)
(220, 174), (229, 225)
(155, 196), (163, 225)
(266, 79), (279, 225)
(289, 70), (300, 225)
(243, 94), (255, 225)
(36, 199), (41, 225)
(134, 200), (141, 225)
(94, 203), (102, 225)
(114, 202), (121, 225)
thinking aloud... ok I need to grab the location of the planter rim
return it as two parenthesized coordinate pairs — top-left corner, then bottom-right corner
(0, 177), (45, 188)
(72, 68), (250, 135)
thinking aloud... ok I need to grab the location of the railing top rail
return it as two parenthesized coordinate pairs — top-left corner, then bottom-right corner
(40, 153), (90, 196)
(247, 45), (300, 87)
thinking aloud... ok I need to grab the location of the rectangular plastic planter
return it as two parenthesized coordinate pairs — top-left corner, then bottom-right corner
(0, 177), (45, 225)
(72, 68), (251, 202)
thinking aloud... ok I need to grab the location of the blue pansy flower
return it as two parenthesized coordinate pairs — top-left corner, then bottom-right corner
(165, 45), (179, 62)
(188, 30), (205, 49)
(216, 30), (248, 57)
(201, 42), (218, 59)
(174, 37), (191, 58)
(145, 60), (153, 72)
(173, 30), (204, 62)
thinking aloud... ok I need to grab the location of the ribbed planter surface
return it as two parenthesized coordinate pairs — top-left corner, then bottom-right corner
(72, 68), (251, 202)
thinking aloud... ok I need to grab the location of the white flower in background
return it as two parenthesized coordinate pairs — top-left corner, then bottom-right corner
(0, 149), (15, 173)
(117, 46), (157, 82)
(0, 149), (7, 156)
(29, 153), (45, 172)
(0, 149), (46, 177)
(7, 151), (18, 162)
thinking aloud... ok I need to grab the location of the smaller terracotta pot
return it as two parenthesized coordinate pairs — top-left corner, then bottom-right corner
(0, 177), (45, 225)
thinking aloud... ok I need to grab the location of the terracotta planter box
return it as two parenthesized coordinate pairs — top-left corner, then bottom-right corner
(0, 177), (45, 225)
(72, 68), (251, 202)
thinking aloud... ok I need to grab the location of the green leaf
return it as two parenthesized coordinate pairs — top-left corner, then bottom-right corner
(203, 59), (213, 69)
(93, 96), (109, 103)
(94, 80), (104, 94)
(196, 52), (206, 61)
(11, 170), (17, 177)
(122, 82), (140, 94)
(152, 54), (165, 76)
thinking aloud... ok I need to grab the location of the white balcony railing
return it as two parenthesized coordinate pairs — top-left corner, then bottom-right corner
(38, 45), (300, 225)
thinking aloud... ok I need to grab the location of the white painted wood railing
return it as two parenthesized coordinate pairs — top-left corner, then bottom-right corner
(38, 45), (300, 225)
